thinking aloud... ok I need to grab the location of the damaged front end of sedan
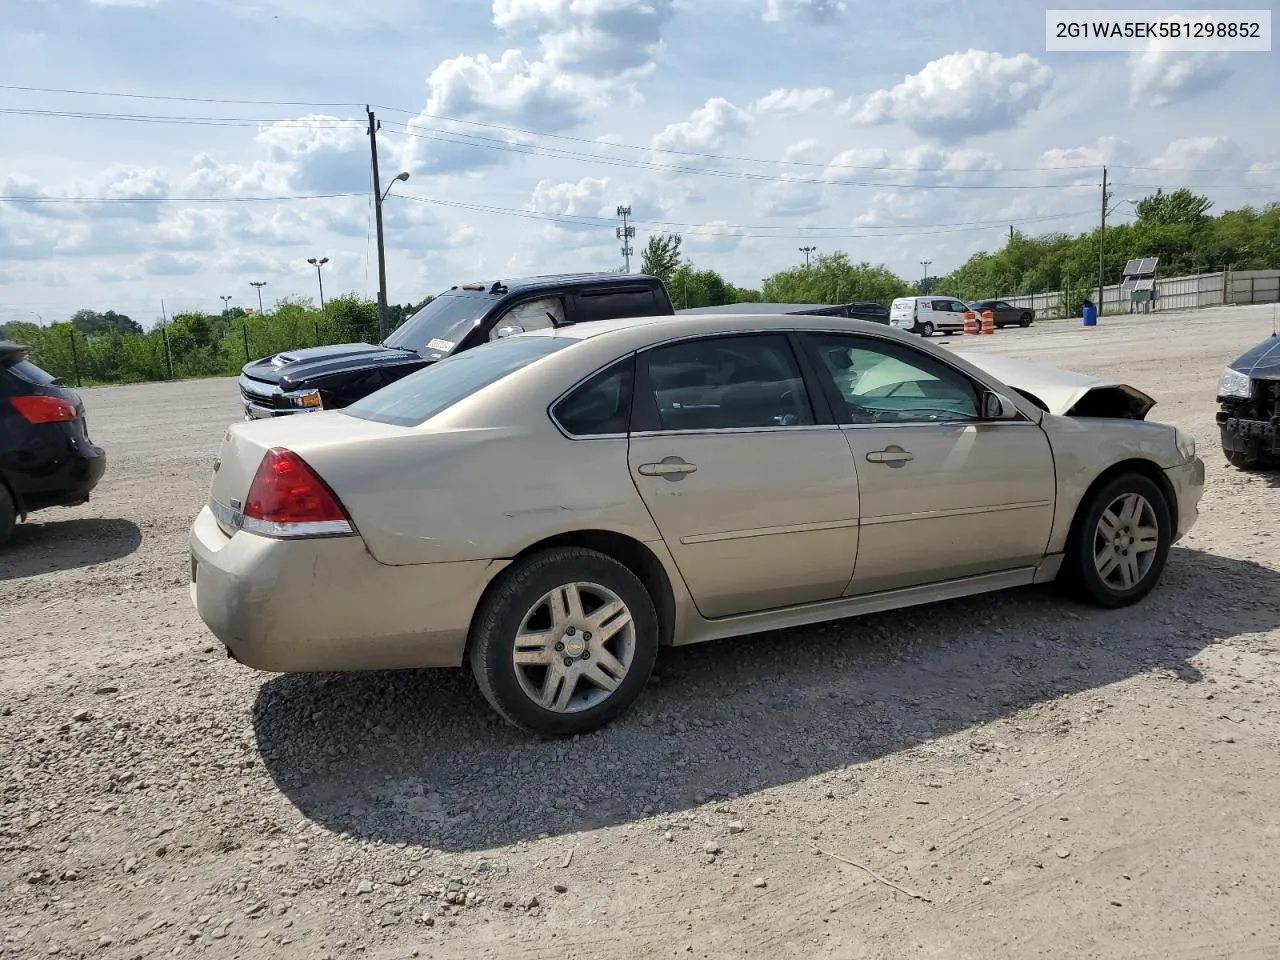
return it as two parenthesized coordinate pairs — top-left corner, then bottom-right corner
(1216, 332), (1280, 470)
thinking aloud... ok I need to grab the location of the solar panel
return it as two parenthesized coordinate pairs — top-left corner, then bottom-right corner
(1121, 278), (1138, 292)
(1139, 257), (1159, 275)
(1122, 259), (1143, 276)
(1133, 278), (1156, 291)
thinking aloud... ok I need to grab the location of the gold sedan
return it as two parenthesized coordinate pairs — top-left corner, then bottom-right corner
(189, 313), (1204, 736)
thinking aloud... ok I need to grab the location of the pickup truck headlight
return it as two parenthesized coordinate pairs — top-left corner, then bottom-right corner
(1173, 427), (1196, 462)
(288, 389), (323, 409)
(1217, 367), (1252, 399)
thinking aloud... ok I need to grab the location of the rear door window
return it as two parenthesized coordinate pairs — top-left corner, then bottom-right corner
(551, 356), (635, 437)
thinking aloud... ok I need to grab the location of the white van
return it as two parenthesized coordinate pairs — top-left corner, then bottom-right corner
(888, 296), (969, 337)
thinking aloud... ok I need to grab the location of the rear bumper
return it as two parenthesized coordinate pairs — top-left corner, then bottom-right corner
(2, 426), (106, 513)
(187, 506), (505, 672)
(1164, 456), (1205, 543)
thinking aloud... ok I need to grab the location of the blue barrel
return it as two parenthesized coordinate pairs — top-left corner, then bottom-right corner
(1082, 303), (1098, 327)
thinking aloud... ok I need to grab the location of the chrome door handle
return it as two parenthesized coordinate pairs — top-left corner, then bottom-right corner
(638, 457), (698, 479)
(866, 447), (914, 466)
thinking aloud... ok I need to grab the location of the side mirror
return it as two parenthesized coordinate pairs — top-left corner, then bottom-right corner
(493, 324), (525, 340)
(982, 390), (1019, 420)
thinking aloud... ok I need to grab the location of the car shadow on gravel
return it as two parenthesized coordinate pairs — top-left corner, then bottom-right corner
(253, 546), (1280, 853)
(0, 517), (142, 581)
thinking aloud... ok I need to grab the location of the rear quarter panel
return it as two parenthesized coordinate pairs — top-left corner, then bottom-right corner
(1039, 414), (1184, 554)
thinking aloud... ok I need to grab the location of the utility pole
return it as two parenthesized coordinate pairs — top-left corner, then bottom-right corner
(799, 245), (816, 268)
(920, 260), (932, 294)
(616, 206), (635, 272)
(250, 281), (267, 314)
(1097, 164), (1108, 314)
(307, 257), (328, 309)
(367, 105), (390, 342)
(160, 299), (173, 381)
(1010, 224), (1014, 243)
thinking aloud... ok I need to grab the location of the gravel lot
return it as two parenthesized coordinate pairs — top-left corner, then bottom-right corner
(4, 304), (1280, 960)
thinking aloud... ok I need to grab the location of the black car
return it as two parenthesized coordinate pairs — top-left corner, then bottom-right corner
(239, 272), (676, 418)
(1, 341), (106, 545)
(966, 300), (1035, 328)
(1217, 331), (1280, 469)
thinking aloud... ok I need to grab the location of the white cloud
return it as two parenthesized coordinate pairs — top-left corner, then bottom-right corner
(1129, 49), (1231, 107)
(652, 97), (751, 154)
(753, 87), (835, 115)
(1148, 136), (1239, 173)
(852, 49), (1052, 142)
(143, 252), (202, 276)
(762, 0), (846, 24)
(89, 0), (160, 6)
(491, 0), (675, 79)
(423, 49), (606, 131)
(531, 175), (612, 218)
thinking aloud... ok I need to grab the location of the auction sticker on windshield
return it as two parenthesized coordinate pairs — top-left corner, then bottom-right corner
(1046, 9), (1271, 51)
(427, 338), (456, 352)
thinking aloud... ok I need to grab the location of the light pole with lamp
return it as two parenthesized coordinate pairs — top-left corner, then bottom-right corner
(374, 170), (410, 341)
(249, 281), (267, 314)
(920, 260), (932, 295)
(307, 257), (329, 310)
(219, 295), (232, 315)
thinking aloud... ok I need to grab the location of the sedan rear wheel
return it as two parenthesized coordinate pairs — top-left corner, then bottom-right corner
(1019, 313), (1033, 327)
(469, 546), (658, 736)
(1063, 473), (1170, 608)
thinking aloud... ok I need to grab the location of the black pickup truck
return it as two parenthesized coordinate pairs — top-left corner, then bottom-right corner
(238, 272), (675, 418)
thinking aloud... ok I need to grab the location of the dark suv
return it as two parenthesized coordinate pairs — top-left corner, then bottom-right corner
(239, 272), (675, 418)
(1, 341), (106, 545)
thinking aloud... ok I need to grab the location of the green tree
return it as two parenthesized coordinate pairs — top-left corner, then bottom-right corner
(69, 309), (143, 337)
(640, 233), (683, 284)
(762, 253), (910, 305)
(1136, 188), (1213, 226)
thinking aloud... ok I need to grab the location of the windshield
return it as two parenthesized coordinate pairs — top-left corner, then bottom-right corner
(383, 291), (495, 354)
(344, 335), (571, 427)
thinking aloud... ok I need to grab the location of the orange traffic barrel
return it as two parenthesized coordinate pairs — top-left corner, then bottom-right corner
(963, 310), (978, 335)
(980, 310), (995, 334)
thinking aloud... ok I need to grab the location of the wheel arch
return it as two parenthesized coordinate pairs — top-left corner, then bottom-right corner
(1064, 458), (1178, 554)
(467, 529), (678, 651)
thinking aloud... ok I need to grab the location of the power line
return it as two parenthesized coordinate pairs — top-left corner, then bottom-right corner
(391, 192), (1097, 239)
(0, 83), (360, 108)
(0, 193), (364, 204)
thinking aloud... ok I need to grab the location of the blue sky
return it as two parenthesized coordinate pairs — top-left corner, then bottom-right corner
(1, 0), (1276, 327)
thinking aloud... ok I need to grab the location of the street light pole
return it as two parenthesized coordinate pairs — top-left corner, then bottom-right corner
(367, 105), (411, 343)
(219, 295), (232, 315)
(920, 260), (932, 294)
(307, 257), (329, 310)
(249, 281), (267, 314)
(799, 245), (816, 268)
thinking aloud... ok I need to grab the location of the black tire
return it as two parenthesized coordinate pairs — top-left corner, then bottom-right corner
(1061, 473), (1172, 609)
(919, 321), (935, 337)
(468, 546), (659, 736)
(1019, 313), (1033, 327)
(0, 485), (14, 547)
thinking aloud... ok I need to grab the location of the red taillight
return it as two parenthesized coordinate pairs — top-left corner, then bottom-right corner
(241, 447), (353, 538)
(11, 395), (77, 424)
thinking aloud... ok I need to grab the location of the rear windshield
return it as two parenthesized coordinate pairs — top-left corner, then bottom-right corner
(3, 358), (56, 386)
(343, 335), (571, 427)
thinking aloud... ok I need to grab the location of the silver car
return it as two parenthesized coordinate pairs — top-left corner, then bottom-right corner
(189, 313), (1204, 736)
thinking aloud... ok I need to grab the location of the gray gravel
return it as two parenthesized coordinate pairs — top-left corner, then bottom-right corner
(3, 303), (1280, 959)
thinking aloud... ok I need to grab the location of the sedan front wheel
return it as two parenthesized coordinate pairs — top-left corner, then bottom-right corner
(468, 546), (659, 736)
(1063, 473), (1171, 608)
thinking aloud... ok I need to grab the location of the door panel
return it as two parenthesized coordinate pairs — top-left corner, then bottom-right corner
(800, 330), (1056, 595)
(628, 332), (859, 620)
(842, 422), (1054, 594)
(628, 430), (860, 618)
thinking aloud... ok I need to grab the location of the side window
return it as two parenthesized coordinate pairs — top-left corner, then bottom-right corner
(641, 335), (816, 432)
(995, 301), (1013, 311)
(930, 299), (951, 312)
(950, 300), (968, 313)
(551, 357), (634, 437)
(805, 333), (980, 424)
(576, 288), (658, 324)
(489, 296), (565, 341)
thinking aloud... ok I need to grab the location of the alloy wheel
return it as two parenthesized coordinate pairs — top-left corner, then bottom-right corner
(1092, 492), (1159, 591)
(511, 581), (636, 713)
